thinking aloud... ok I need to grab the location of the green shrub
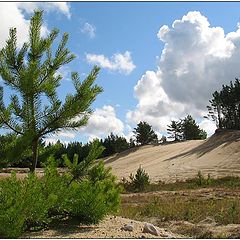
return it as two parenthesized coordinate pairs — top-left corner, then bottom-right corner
(0, 172), (25, 238)
(67, 161), (121, 224)
(129, 166), (150, 192)
(0, 149), (121, 238)
(0, 172), (50, 238)
(41, 157), (71, 217)
(196, 170), (205, 186)
(62, 139), (105, 183)
(196, 171), (213, 187)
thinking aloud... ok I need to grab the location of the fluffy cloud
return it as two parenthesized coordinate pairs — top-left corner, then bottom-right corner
(44, 105), (128, 143)
(127, 11), (240, 136)
(17, 2), (71, 18)
(86, 51), (136, 75)
(81, 22), (96, 39)
(56, 131), (76, 139)
(44, 137), (70, 146)
(80, 105), (124, 140)
(0, 2), (70, 48)
(199, 119), (217, 136)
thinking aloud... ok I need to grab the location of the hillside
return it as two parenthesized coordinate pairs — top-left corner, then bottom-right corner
(104, 130), (240, 182)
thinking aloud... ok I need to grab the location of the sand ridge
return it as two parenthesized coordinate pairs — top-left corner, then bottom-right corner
(103, 130), (240, 182)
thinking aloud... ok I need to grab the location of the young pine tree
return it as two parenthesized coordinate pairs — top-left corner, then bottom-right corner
(206, 91), (223, 129)
(0, 11), (103, 172)
(167, 120), (182, 141)
(133, 121), (158, 145)
(181, 115), (207, 140)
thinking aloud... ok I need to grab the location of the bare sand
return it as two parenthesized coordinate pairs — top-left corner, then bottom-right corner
(103, 130), (240, 182)
(23, 216), (180, 238)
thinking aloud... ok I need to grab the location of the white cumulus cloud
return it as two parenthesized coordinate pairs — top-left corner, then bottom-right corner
(80, 105), (125, 140)
(56, 131), (76, 139)
(86, 51), (136, 75)
(44, 137), (70, 146)
(0, 2), (70, 48)
(81, 22), (96, 39)
(17, 2), (71, 18)
(127, 11), (240, 136)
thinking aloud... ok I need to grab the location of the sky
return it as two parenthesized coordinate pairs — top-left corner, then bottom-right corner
(1, 1), (240, 144)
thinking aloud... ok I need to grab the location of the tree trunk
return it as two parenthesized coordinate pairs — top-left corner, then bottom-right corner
(30, 139), (38, 173)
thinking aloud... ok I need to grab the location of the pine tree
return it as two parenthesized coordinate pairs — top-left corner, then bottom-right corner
(207, 78), (240, 130)
(181, 115), (207, 140)
(133, 121), (158, 145)
(167, 120), (182, 141)
(102, 133), (129, 156)
(206, 91), (223, 129)
(0, 11), (103, 172)
(129, 137), (136, 148)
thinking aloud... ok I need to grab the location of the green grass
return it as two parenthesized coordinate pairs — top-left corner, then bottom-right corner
(119, 173), (240, 224)
(121, 175), (240, 193)
(119, 195), (240, 225)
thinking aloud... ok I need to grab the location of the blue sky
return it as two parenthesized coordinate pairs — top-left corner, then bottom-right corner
(1, 2), (240, 144)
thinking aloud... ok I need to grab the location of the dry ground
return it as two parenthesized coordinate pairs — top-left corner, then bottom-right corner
(103, 130), (240, 182)
(23, 187), (240, 238)
(22, 216), (180, 238)
(120, 187), (240, 238)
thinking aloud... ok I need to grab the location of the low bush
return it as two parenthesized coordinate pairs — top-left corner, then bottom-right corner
(122, 166), (150, 192)
(0, 141), (121, 238)
(65, 161), (121, 224)
(0, 172), (50, 238)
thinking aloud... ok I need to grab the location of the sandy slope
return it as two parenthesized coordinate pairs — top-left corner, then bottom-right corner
(103, 130), (240, 182)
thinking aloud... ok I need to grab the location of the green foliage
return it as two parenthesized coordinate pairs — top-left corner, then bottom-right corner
(207, 78), (240, 130)
(38, 140), (64, 167)
(133, 121), (158, 145)
(196, 171), (213, 187)
(167, 116), (207, 141)
(0, 133), (18, 167)
(0, 173), (25, 238)
(67, 163), (121, 224)
(0, 149), (120, 238)
(128, 166), (150, 192)
(41, 156), (71, 215)
(101, 133), (130, 157)
(63, 139), (105, 182)
(0, 10), (102, 171)
(167, 120), (182, 141)
(181, 115), (207, 140)
(0, 172), (51, 238)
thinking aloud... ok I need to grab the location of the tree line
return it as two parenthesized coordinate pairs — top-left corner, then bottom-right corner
(207, 78), (240, 130)
(0, 115), (207, 168)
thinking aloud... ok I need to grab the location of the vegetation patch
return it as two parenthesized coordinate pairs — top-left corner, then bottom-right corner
(121, 170), (240, 193)
(0, 141), (121, 238)
(119, 192), (240, 225)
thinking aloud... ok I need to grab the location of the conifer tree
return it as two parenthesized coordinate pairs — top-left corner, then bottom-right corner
(207, 78), (240, 130)
(0, 10), (102, 171)
(167, 120), (182, 141)
(181, 115), (207, 140)
(133, 121), (158, 145)
(206, 91), (223, 129)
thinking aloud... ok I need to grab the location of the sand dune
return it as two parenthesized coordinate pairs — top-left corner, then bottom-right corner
(104, 130), (240, 182)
